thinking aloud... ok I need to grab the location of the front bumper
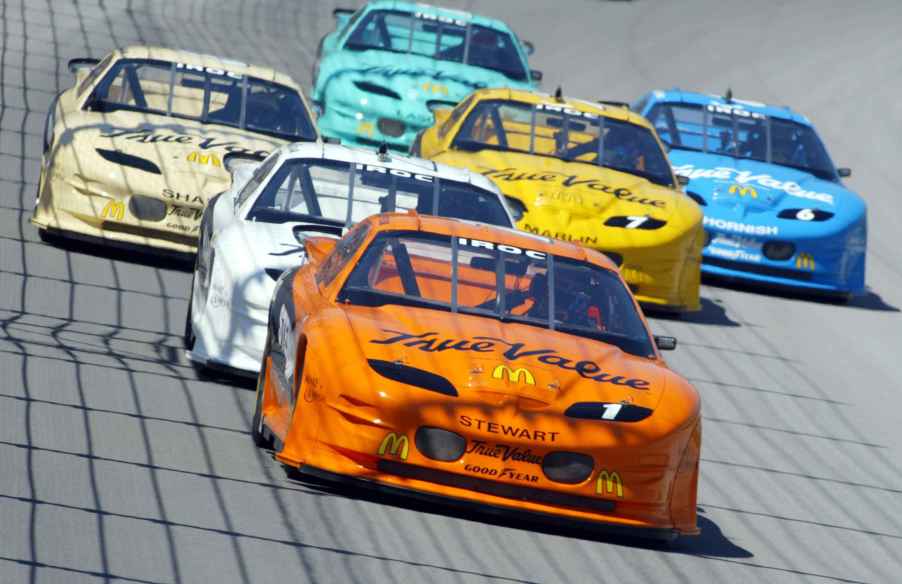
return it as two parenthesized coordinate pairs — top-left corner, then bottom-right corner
(271, 382), (699, 536)
(296, 463), (681, 541)
(32, 168), (202, 254)
(700, 225), (866, 294)
(317, 85), (438, 151)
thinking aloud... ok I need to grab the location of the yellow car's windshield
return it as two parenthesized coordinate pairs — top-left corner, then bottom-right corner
(452, 99), (674, 187)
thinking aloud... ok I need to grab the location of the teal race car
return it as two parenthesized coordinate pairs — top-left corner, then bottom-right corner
(312, 1), (541, 151)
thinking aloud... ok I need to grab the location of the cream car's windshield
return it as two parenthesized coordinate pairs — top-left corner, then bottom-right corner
(87, 58), (317, 141)
(247, 158), (513, 228)
(452, 99), (675, 187)
(338, 231), (655, 357)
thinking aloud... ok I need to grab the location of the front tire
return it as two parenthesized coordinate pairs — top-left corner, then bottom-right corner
(251, 333), (275, 449)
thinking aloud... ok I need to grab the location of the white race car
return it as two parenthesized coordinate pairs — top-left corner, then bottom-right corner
(184, 141), (515, 375)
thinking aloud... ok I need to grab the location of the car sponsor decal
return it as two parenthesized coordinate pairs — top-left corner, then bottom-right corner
(459, 415), (560, 443)
(482, 168), (667, 208)
(728, 184), (757, 198)
(705, 103), (766, 119)
(420, 81), (449, 96)
(795, 252), (816, 270)
(672, 163), (835, 205)
(378, 432), (409, 460)
(521, 223), (599, 246)
(175, 62), (242, 80)
(99, 128), (270, 158)
(371, 330), (651, 389)
(462, 464), (539, 483)
(466, 440), (543, 465)
(491, 364), (535, 385)
(703, 215), (778, 236)
(457, 237), (546, 259)
(101, 199), (125, 221)
(162, 189), (205, 206)
(356, 164), (434, 182)
(595, 469), (624, 497)
(186, 151), (222, 167)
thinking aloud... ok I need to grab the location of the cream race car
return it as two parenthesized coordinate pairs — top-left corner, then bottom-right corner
(184, 142), (515, 375)
(33, 46), (319, 255)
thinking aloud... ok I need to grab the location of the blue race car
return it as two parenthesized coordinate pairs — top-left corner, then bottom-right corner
(312, 1), (540, 151)
(634, 90), (866, 298)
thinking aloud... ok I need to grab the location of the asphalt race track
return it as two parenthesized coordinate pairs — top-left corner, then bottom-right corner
(2, 1), (902, 582)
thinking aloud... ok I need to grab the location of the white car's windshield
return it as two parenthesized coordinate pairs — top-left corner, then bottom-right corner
(338, 231), (655, 357)
(344, 10), (528, 82)
(247, 158), (513, 228)
(453, 100), (675, 187)
(88, 58), (317, 141)
(645, 102), (838, 181)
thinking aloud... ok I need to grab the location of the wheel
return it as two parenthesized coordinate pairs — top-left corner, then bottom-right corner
(184, 276), (196, 350)
(251, 338), (274, 449)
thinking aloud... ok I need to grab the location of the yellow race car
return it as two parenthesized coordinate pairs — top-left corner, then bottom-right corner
(33, 46), (319, 255)
(412, 88), (703, 311)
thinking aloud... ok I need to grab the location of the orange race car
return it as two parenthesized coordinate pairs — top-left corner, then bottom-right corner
(252, 212), (701, 539)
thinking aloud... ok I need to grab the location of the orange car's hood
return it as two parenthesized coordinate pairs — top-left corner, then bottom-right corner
(341, 304), (670, 412)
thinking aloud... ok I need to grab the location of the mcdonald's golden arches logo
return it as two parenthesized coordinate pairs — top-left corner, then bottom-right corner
(186, 151), (222, 167)
(101, 200), (125, 221)
(491, 364), (535, 385)
(595, 469), (624, 498)
(378, 432), (409, 460)
(728, 184), (757, 198)
(795, 252), (815, 270)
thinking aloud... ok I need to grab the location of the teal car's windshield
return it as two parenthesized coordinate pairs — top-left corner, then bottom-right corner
(338, 231), (655, 357)
(247, 159), (513, 228)
(344, 10), (528, 82)
(645, 102), (838, 181)
(453, 99), (675, 187)
(88, 58), (318, 141)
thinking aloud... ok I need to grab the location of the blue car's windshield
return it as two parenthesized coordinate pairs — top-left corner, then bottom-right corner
(645, 102), (837, 181)
(344, 10), (528, 82)
(88, 58), (318, 142)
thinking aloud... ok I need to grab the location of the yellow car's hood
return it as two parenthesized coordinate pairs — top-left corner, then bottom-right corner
(434, 149), (702, 249)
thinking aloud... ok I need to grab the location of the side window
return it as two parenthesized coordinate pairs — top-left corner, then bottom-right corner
(316, 222), (372, 286)
(77, 54), (114, 97)
(440, 95), (475, 138)
(236, 154), (279, 208)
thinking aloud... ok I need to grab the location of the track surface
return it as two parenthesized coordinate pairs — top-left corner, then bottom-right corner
(2, 1), (902, 582)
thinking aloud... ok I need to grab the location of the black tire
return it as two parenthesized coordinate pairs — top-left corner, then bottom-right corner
(251, 335), (274, 449)
(184, 276), (197, 350)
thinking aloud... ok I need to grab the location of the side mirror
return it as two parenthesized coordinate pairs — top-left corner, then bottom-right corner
(68, 57), (100, 75)
(522, 41), (535, 56)
(333, 7), (354, 18)
(304, 236), (338, 264)
(676, 175), (690, 187)
(530, 69), (543, 83)
(654, 335), (677, 351)
(837, 167), (852, 178)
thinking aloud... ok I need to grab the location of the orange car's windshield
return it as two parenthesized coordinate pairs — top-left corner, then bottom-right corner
(452, 99), (674, 188)
(338, 231), (655, 357)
